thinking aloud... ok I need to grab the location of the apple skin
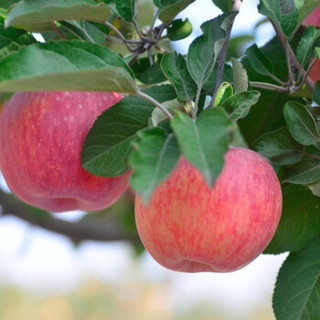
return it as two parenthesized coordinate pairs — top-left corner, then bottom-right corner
(135, 147), (282, 273)
(303, 6), (320, 83)
(0, 91), (130, 212)
(309, 60), (320, 83)
(303, 6), (320, 27)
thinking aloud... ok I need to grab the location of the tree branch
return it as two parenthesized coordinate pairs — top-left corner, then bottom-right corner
(0, 190), (141, 244)
(270, 20), (315, 93)
(208, 0), (243, 108)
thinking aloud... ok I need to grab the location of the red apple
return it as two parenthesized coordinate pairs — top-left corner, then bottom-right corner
(135, 147), (282, 273)
(303, 6), (320, 84)
(303, 6), (320, 27)
(0, 91), (130, 212)
(309, 60), (320, 83)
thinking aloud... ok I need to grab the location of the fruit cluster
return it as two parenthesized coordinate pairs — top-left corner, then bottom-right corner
(0, 91), (282, 272)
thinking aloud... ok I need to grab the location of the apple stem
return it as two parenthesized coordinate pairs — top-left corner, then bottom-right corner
(136, 91), (174, 119)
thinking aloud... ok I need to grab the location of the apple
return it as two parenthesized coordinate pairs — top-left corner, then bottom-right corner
(135, 147), (282, 273)
(0, 91), (130, 212)
(303, 6), (320, 83)
(309, 60), (320, 84)
(303, 6), (320, 27)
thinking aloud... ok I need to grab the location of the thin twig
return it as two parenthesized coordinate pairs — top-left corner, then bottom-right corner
(51, 22), (68, 40)
(303, 151), (320, 160)
(285, 40), (296, 90)
(296, 58), (318, 91)
(104, 20), (135, 52)
(270, 20), (315, 93)
(193, 88), (202, 119)
(148, 9), (160, 35)
(155, 24), (166, 43)
(250, 81), (290, 92)
(137, 91), (173, 119)
(208, 0), (243, 108)
(73, 21), (95, 43)
(133, 20), (143, 39)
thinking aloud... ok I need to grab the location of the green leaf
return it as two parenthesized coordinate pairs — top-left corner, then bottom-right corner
(171, 108), (234, 187)
(60, 20), (108, 44)
(203, 63), (233, 91)
(296, 26), (320, 68)
(167, 18), (193, 41)
(283, 101), (320, 146)
(213, 82), (233, 107)
(0, 18), (35, 58)
(81, 96), (154, 177)
(220, 90), (261, 121)
(273, 238), (320, 320)
(141, 83), (177, 103)
(161, 53), (197, 101)
(265, 185), (320, 254)
(187, 13), (237, 90)
(313, 81), (320, 105)
(211, 0), (233, 12)
(283, 159), (320, 184)
(154, 0), (196, 24)
(239, 36), (293, 145)
(131, 55), (167, 85)
(231, 58), (248, 93)
(5, 0), (111, 30)
(81, 84), (176, 176)
(253, 128), (304, 165)
(245, 44), (275, 77)
(308, 179), (320, 197)
(130, 128), (180, 203)
(151, 99), (185, 126)
(239, 36), (292, 145)
(0, 0), (17, 9)
(0, 40), (137, 93)
(227, 34), (256, 60)
(116, 0), (135, 22)
(258, 0), (320, 39)
(242, 36), (288, 87)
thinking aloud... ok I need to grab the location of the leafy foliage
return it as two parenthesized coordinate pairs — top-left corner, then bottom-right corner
(1, 0), (320, 317)
(273, 238), (320, 320)
(258, 0), (320, 39)
(187, 13), (237, 90)
(265, 185), (320, 254)
(171, 108), (234, 187)
(130, 127), (180, 203)
(0, 40), (137, 93)
(81, 84), (176, 176)
(154, 0), (196, 24)
(211, 0), (232, 13)
(5, 0), (111, 30)
(0, 15), (35, 58)
(161, 53), (197, 101)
